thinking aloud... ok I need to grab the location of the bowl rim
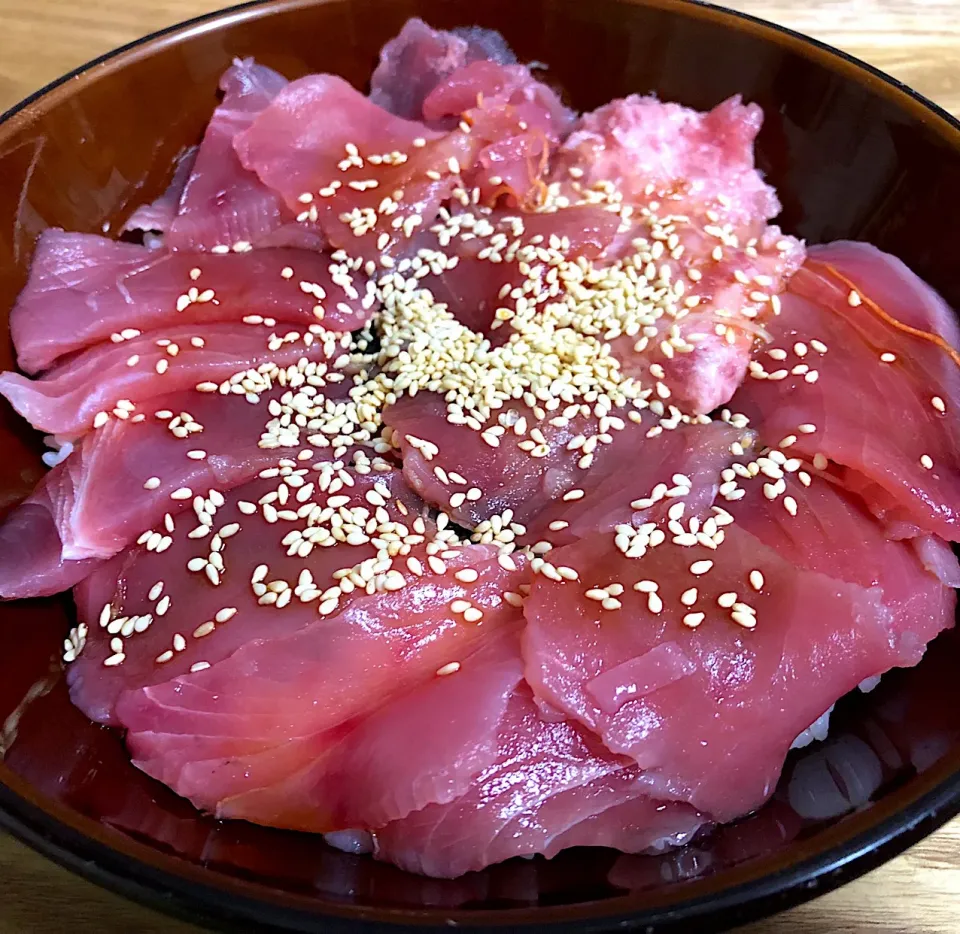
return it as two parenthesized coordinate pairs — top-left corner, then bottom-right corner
(2, 0), (960, 931)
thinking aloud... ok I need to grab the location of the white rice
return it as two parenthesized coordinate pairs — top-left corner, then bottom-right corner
(789, 673), (885, 751)
(41, 437), (74, 468)
(324, 829), (374, 855)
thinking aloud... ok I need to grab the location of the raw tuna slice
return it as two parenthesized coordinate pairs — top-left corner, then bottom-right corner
(724, 473), (958, 666)
(113, 542), (526, 818)
(234, 75), (476, 262)
(369, 18), (516, 121)
(163, 58), (311, 252)
(10, 230), (371, 373)
(522, 474), (955, 820)
(552, 95), (781, 232)
(545, 94), (805, 413)
(363, 687), (706, 877)
(213, 626), (524, 831)
(422, 59), (575, 206)
(0, 497), (100, 599)
(121, 146), (198, 236)
(385, 392), (743, 535)
(418, 203), (621, 334)
(0, 323), (346, 438)
(68, 465), (433, 725)
(729, 241), (960, 541)
(0, 379), (353, 599)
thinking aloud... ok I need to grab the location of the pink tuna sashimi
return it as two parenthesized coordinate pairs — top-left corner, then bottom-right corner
(384, 394), (608, 530)
(162, 58), (320, 252)
(114, 544), (526, 819)
(10, 230), (371, 373)
(121, 146), (198, 236)
(212, 627), (524, 831)
(68, 465), (432, 725)
(522, 475), (955, 821)
(545, 93), (804, 413)
(603, 223), (803, 414)
(730, 241), (960, 542)
(724, 473), (959, 666)
(0, 497), (100, 600)
(362, 687), (706, 877)
(0, 379), (353, 599)
(422, 59), (575, 207)
(0, 323), (346, 438)
(369, 18), (516, 121)
(418, 204), (620, 335)
(552, 95), (780, 233)
(384, 392), (744, 534)
(234, 75), (476, 263)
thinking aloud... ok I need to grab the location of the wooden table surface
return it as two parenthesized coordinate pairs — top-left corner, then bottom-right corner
(0, 0), (959, 931)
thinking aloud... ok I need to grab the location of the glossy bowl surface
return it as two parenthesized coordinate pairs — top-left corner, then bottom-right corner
(2, 1), (960, 931)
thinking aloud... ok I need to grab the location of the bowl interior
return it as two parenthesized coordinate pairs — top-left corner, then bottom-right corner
(2, 0), (960, 930)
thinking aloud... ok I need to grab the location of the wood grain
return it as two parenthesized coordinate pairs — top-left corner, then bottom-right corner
(0, 1), (959, 932)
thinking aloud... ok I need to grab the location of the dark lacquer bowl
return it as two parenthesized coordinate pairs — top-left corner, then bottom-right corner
(2, 0), (960, 931)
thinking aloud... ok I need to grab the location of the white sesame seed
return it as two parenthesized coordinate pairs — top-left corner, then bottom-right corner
(920, 454), (934, 470)
(436, 661), (461, 676)
(682, 612), (705, 628)
(689, 560), (713, 575)
(847, 290), (862, 307)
